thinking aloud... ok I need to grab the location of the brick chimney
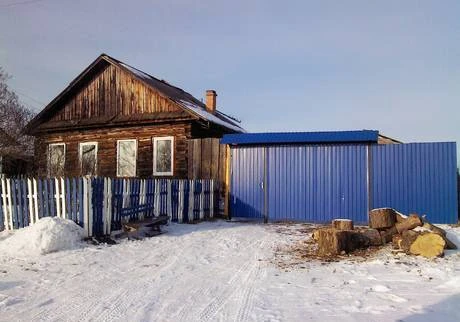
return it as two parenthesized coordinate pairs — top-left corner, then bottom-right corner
(205, 90), (217, 113)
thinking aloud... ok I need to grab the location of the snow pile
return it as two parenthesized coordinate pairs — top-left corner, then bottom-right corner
(0, 217), (85, 258)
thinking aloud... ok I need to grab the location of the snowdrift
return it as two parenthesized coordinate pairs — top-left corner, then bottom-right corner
(0, 217), (85, 257)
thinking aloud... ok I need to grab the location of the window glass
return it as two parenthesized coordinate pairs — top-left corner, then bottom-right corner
(117, 140), (136, 177)
(154, 137), (173, 175)
(80, 143), (97, 176)
(49, 144), (65, 177)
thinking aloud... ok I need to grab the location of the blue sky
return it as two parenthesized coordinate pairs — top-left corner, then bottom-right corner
(0, 0), (459, 163)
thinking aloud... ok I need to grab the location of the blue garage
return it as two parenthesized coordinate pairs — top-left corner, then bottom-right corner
(221, 130), (458, 224)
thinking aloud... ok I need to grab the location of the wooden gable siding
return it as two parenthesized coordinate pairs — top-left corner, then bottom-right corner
(35, 123), (191, 178)
(50, 64), (181, 122)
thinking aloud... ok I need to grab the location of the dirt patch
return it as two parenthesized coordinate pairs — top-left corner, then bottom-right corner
(269, 223), (386, 270)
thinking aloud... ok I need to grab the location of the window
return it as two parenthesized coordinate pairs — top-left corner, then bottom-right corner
(117, 139), (137, 177)
(80, 142), (98, 176)
(153, 136), (174, 176)
(48, 143), (65, 177)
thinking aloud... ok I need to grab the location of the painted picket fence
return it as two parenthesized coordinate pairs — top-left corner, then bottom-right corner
(0, 177), (220, 237)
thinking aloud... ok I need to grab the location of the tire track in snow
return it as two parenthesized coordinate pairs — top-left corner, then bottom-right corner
(90, 240), (188, 322)
(89, 229), (233, 322)
(234, 260), (265, 322)
(196, 238), (269, 322)
(159, 229), (258, 321)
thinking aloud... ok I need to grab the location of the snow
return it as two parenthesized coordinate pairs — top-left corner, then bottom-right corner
(0, 217), (84, 258)
(176, 99), (245, 133)
(0, 221), (459, 321)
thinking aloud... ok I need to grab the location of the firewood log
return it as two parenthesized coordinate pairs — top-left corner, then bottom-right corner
(379, 226), (398, 244)
(395, 211), (408, 223)
(369, 208), (396, 229)
(359, 228), (383, 246)
(400, 230), (420, 252)
(332, 219), (354, 231)
(392, 234), (403, 249)
(409, 233), (446, 258)
(395, 214), (422, 234)
(422, 221), (457, 250)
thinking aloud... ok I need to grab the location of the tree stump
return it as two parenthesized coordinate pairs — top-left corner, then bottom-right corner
(409, 233), (446, 258)
(315, 228), (371, 256)
(315, 228), (350, 256)
(332, 219), (354, 231)
(395, 214), (422, 234)
(369, 208), (396, 229)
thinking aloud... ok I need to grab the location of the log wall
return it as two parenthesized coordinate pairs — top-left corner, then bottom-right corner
(35, 123), (192, 178)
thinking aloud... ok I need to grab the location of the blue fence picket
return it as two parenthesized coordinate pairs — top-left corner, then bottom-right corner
(49, 179), (56, 217)
(20, 179), (29, 227)
(11, 179), (19, 229)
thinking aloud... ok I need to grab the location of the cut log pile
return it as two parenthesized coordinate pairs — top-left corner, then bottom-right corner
(312, 208), (457, 258)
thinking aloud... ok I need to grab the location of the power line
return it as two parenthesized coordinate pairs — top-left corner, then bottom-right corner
(0, 0), (48, 8)
(13, 88), (46, 106)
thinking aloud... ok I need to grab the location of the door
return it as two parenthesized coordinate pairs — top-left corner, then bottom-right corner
(230, 147), (266, 219)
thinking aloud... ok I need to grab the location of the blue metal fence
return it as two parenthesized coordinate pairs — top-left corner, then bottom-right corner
(0, 177), (220, 237)
(371, 143), (458, 224)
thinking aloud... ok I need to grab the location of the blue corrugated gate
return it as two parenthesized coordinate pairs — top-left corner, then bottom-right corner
(230, 147), (266, 219)
(230, 142), (458, 224)
(267, 145), (368, 223)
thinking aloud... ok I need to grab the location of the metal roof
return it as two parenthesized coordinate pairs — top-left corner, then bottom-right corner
(221, 130), (379, 145)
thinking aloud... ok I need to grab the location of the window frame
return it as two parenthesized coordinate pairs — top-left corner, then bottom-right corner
(152, 136), (174, 176)
(79, 141), (98, 176)
(116, 139), (137, 177)
(48, 143), (66, 177)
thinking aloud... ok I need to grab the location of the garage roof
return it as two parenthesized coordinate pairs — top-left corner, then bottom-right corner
(221, 130), (379, 145)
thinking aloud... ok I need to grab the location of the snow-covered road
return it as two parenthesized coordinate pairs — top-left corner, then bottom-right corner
(0, 221), (459, 322)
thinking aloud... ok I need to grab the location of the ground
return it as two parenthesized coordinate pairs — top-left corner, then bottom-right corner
(0, 221), (459, 322)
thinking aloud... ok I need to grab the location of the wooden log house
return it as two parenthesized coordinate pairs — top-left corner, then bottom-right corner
(25, 54), (244, 179)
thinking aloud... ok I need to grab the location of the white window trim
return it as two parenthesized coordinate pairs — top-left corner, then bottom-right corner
(48, 143), (66, 177)
(117, 139), (137, 177)
(79, 142), (98, 176)
(153, 136), (174, 176)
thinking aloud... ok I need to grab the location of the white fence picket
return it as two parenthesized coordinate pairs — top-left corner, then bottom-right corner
(139, 179), (146, 221)
(27, 179), (34, 225)
(154, 180), (160, 217)
(55, 178), (61, 218)
(1, 179), (9, 231)
(60, 178), (66, 219)
(6, 179), (12, 231)
(33, 179), (39, 223)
